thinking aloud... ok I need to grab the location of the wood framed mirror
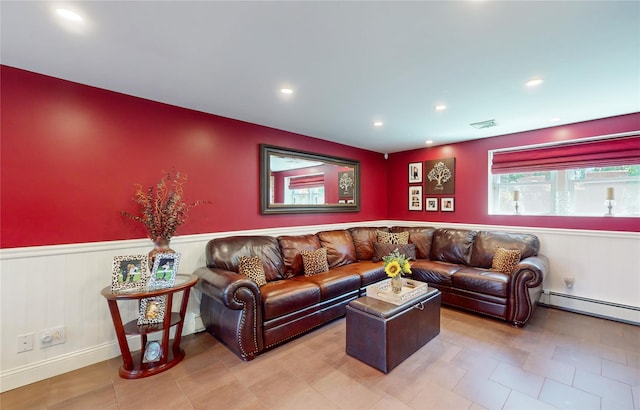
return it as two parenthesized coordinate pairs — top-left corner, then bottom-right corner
(260, 144), (360, 214)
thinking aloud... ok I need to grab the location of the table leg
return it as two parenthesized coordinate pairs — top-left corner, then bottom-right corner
(106, 299), (133, 370)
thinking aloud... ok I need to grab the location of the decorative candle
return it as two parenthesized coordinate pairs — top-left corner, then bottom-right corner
(513, 190), (520, 201)
(606, 187), (615, 201)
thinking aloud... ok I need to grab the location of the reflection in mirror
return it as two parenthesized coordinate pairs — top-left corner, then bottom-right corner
(260, 144), (360, 214)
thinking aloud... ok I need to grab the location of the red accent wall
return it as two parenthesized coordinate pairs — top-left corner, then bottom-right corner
(0, 66), (388, 248)
(387, 113), (640, 232)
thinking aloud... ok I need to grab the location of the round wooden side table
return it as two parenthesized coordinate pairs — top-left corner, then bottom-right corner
(101, 274), (198, 379)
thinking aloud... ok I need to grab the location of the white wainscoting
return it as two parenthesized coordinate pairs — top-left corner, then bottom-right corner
(1, 221), (638, 392)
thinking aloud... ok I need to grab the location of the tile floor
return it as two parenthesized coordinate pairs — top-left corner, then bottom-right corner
(1, 306), (638, 410)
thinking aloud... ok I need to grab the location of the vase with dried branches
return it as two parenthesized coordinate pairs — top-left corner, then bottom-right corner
(121, 171), (210, 267)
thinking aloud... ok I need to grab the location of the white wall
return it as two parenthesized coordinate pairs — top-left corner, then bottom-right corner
(1, 221), (638, 392)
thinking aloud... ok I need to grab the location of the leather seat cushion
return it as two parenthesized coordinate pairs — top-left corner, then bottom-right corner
(317, 230), (358, 268)
(261, 280), (321, 320)
(329, 261), (386, 288)
(390, 226), (436, 259)
(291, 270), (361, 300)
(278, 234), (322, 278)
(410, 260), (465, 287)
(451, 267), (509, 298)
(348, 227), (388, 260)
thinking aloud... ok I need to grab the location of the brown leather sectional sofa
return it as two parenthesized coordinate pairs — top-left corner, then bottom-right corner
(194, 226), (549, 360)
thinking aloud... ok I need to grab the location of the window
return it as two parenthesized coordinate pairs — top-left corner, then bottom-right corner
(490, 166), (640, 216)
(489, 134), (640, 217)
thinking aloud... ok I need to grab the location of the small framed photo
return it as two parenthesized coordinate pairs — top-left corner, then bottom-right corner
(409, 162), (423, 183)
(409, 186), (423, 211)
(426, 197), (438, 211)
(142, 340), (162, 363)
(149, 253), (181, 289)
(138, 296), (167, 325)
(441, 197), (455, 212)
(111, 255), (149, 291)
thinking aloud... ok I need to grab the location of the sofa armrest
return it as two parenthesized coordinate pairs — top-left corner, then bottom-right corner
(510, 255), (549, 326)
(194, 266), (263, 360)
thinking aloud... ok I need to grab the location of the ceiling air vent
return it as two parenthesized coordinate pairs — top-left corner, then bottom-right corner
(470, 119), (497, 129)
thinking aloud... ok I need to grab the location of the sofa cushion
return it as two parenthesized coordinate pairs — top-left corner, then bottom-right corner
(238, 256), (267, 286)
(330, 261), (387, 288)
(429, 229), (476, 265)
(372, 243), (416, 262)
(451, 267), (509, 298)
(260, 280), (321, 320)
(410, 260), (465, 287)
(348, 227), (388, 260)
(291, 270), (361, 301)
(391, 226), (436, 259)
(317, 230), (357, 268)
(206, 236), (284, 281)
(301, 248), (330, 276)
(470, 231), (539, 268)
(278, 234), (322, 278)
(491, 247), (521, 274)
(377, 230), (410, 245)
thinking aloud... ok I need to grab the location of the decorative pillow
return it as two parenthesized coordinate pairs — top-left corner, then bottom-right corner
(377, 230), (410, 245)
(238, 256), (267, 286)
(300, 247), (329, 276)
(372, 243), (417, 263)
(491, 247), (522, 274)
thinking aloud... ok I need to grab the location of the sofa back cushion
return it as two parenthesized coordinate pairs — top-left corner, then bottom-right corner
(390, 226), (436, 259)
(430, 228), (477, 265)
(348, 227), (388, 260)
(278, 234), (322, 278)
(206, 236), (284, 282)
(470, 231), (540, 268)
(317, 229), (357, 268)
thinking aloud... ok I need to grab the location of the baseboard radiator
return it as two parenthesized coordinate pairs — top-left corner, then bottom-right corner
(539, 291), (639, 326)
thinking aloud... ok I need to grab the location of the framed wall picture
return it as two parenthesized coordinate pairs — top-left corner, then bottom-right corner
(441, 197), (455, 212)
(137, 296), (167, 325)
(425, 158), (455, 194)
(338, 170), (355, 199)
(425, 197), (438, 211)
(409, 186), (423, 211)
(149, 253), (181, 289)
(409, 162), (423, 183)
(111, 255), (149, 291)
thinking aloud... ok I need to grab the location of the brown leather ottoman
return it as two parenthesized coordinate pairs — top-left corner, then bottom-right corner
(345, 288), (441, 373)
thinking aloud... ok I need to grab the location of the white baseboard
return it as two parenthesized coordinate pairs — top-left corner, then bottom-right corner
(540, 291), (640, 325)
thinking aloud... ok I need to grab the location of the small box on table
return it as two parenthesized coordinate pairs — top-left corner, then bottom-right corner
(346, 286), (441, 374)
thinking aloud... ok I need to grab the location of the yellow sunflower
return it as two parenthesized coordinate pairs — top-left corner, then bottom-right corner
(385, 260), (401, 277)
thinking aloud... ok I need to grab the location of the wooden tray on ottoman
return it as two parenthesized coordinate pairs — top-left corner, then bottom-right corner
(346, 288), (441, 373)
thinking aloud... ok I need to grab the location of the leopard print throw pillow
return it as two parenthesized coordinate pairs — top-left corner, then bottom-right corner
(238, 256), (267, 286)
(491, 247), (521, 274)
(300, 248), (329, 277)
(377, 230), (410, 245)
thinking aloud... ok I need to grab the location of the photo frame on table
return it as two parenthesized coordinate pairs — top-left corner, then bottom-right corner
(441, 197), (455, 212)
(149, 253), (181, 289)
(142, 340), (162, 363)
(137, 296), (167, 325)
(409, 186), (423, 211)
(111, 255), (149, 291)
(425, 197), (438, 211)
(408, 162), (423, 183)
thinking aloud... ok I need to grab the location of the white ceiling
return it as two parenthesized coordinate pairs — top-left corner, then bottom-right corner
(2, 1), (639, 154)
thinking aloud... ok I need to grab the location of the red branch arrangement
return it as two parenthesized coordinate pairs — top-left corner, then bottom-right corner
(121, 171), (210, 241)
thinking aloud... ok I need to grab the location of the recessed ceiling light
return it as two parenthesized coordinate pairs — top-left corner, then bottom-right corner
(550, 117), (560, 122)
(526, 78), (544, 87)
(426, 140), (433, 145)
(373, 121), (383, 127)
(56, 9), (83, 22)
(280, 88), (293, 95)
(435, 105), (446, 111)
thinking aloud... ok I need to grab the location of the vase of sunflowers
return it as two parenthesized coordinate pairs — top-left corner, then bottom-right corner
(382, 248), (412, 294)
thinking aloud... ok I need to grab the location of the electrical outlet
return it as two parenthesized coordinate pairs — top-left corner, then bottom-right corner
(17, 333), (34, 353)
(40, 326), (65, 348)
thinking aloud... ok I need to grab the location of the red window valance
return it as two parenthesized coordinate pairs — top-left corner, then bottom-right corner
(288, 174), (324, 189)
(491, 135), (640, 174)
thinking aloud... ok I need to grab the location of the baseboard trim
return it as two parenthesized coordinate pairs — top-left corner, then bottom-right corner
(539, 291), (639, 326)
